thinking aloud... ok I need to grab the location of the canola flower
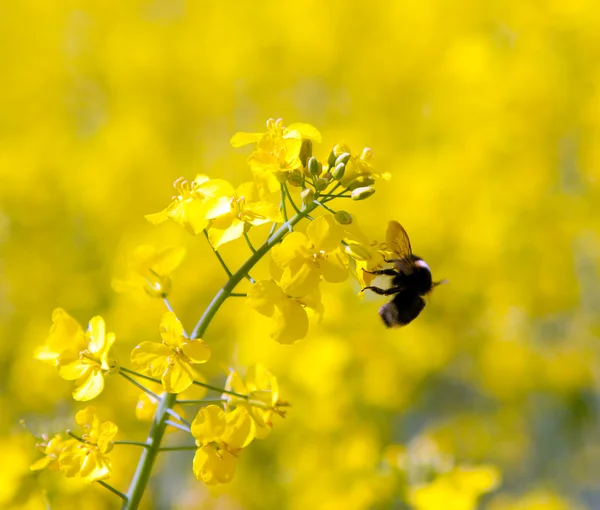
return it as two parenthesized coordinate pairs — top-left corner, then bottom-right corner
(31, 119), (391, 508)
(34, 310), (118, 401)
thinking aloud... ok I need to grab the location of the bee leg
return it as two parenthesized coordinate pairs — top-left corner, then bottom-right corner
(361, 285), (402, 296)
(363, 268), (398, 276)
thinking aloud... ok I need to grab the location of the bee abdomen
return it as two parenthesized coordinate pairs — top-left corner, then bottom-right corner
(379, 292), (426, 328)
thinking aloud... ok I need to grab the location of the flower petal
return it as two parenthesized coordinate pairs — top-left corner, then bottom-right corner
(279, 262), (320, 297)
(222, 407), (255, 450)
(86, 316), (106, 355)
(193, 444), (236, 484)
(307, 214), (343, 253)
(270, 232), (312, 269)
(73, 370), (105, 401)
(162, 358), (194, 393)
(230, 131), (263, 148)
(159, 312), (185, 348)
(130, 342), (171, 378)
(59, 360), (93, 381)
(246, 280), (285, 317)
(208, 217), (245, 249)
(182, 340), (211, 364)
(152, 246), (186, 275)
(191, 405), (226, 443)
(286, 123), (322, 143)
(319, 250), (349, 283)
(271, 298), (309, 344)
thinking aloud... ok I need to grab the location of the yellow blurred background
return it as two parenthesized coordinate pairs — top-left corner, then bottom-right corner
(1, 1), (599, 508)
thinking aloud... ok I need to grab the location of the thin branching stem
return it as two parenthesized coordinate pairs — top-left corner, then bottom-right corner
(119, 371), (161, 401)
(314, 200), (337, 215)
(280, 183), (290, 228)
(66, 431), (85, 443)
(203, 230), (233, 277)
(114, 441), (150, 448)
(243, 231), (256, 253)
(283, 182), (302, 215)
(97, 481), (127, 501)
(175, 399), (228, 405)
(162, 297), (175, 313)
(229, 293), (247, 298)
(165, 409), (191, 428)
(158, 446), (197, 452)
(191, 380), (247, 399)
(165, 420), (190, 433)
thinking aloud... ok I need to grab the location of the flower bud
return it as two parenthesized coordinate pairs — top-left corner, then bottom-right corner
(360, 147), (373, 161)
(287, 170), (304, 187)
(299, 139), (313, 167)
(334, 152), (351, 167)
(332, 162), (346, 180)
(315, 177), (330, 192)
(144, 274), (172, 298)
(307, 157), (321, 177)
(346, 175), (376, 190)
(334, 211), (353, 225)
(350, 186), (376, 201)
(327, 148), (337, 168)
(301, 188), (315, 208)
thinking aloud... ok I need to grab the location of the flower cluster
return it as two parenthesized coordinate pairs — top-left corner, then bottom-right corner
(31, 407), (117, 483)
(31, 119), (389, 504)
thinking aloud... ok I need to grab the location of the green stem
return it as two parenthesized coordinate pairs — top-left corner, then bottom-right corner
(314, 200), (337, 215)
(283, 182), (302, 216)
(119, 371), (160, 400)
(166, 409), (191, 427)
(191, 380), (248, 399)
(191, 201), (317, 339)
(229, 293), (247, 298)
(114, 441), (150, 448)
(243, 231), (256, 253)
(203, 230), (233, 277)
(66, 431), (85, 443)
(124, 201), (318, 509)
(158, 446), (197, 452)
(176, 399), (227, 405)
(280, 184), (290, 227)
(165, 420), (190, 433)
(122, 392), (176, 509)
(97, 480), (127, 501)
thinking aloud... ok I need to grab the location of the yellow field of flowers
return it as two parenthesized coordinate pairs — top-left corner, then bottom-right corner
(1, 1), (599, 509)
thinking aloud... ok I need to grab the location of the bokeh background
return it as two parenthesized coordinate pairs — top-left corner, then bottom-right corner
(2, 1), (600, 509)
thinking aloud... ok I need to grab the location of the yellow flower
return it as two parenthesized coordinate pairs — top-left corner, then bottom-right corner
(223, 364), (282, 438)
(271, 214), (348, 296)
(58, 407), (118, 483)
(145, 175), (234, 235)
(207, 181), (283, 248)
(112, 244), (185, 298)
(191, 405), (255, 485)
(30, 434), (76, 472)
(130, 312), (210, 393)
(35, 310), (118, 401)
(231, 118), (321, 192)
(409, 465), (501, 510)
(342, 220), (387, 290)
(247, 279), (324, 344)
(34, 308), (86, 367)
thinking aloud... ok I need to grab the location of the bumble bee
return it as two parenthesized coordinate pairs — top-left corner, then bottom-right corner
(362, 221), (444, 327)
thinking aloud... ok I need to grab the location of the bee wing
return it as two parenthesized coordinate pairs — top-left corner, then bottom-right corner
(386, 221), (412, 259)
